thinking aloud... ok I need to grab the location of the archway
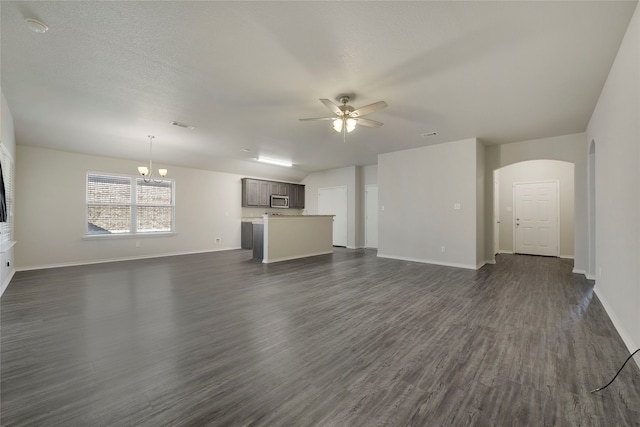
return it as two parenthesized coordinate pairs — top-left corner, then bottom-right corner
(493, 159), (575, 258)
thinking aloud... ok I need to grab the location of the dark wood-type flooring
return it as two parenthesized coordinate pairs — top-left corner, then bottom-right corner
(2, 249), (639, 426)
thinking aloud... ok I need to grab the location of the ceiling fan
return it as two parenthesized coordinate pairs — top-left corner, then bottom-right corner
(299, 95), (387, 141)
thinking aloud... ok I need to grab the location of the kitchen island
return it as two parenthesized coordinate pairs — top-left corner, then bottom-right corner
(253, 214), (334, 263)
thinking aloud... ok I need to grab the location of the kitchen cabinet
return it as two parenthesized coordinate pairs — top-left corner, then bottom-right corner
(241, 221), (253, 249)
(289, 184), (305, 209)
(241, 178), (305, 208)
(242, 178), (270, 207)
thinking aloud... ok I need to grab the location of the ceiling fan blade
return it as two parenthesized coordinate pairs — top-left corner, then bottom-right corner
(351, 101), (388, 117)
(299, 117), (335, 121)
(355, 118), (383, 127)
(320, 98), (342, 116)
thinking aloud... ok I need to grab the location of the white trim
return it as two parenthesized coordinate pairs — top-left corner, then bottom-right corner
(0, 268), (16, 298)
(559, 255), (574, 260)
(262, 250), (333, 264)
(498, 250), (514, 254)
(377, 253), (479, 270)
(14, 247), (241, 272)
(570, 268), (596, 281)
(0, 240), (16, 252)
(594, 288), (640, 370)
(82, 232), (176, 240)
(484, 259), (496, 265)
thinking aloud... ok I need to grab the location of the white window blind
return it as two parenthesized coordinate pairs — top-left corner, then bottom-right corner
(86, 173), (174, 236)
(0, 143), (14, 244)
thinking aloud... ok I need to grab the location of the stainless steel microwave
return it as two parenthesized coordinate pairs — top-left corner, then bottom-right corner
(270, 194), (289, 208)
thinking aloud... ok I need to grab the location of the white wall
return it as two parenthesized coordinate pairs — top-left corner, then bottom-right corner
(378, 138), (481, 269)
(586, 3), (639, 358)
(301, 166), (359, 248)
(15, 145), (249, 269)
(497, 160), (575, 258)
(484, 133), (587, 269)
(1, 90), (17, 295)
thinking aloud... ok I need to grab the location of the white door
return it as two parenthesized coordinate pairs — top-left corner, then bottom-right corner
(514, 181), (559, 256)
(318, 186), (347, 247)
(365, 185), (378, 249)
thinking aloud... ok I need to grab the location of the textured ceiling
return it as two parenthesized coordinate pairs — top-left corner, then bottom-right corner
(1, 1), (636, 182)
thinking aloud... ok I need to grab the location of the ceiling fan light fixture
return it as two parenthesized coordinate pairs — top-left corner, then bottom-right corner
(257, 156), (292, 167)
(332, 118), (357, 133)
(345, 118), (357, 133)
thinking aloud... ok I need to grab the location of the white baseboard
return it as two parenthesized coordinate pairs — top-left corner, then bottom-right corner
(497, 250), (514, 255)
(594, 288), (640, 370)
(571, 268), (596, 281)
(0, 268), (16, 298)
(14, 247), (242, 272)
(559, 255), (575, 260)
(377, 253), (479, 270)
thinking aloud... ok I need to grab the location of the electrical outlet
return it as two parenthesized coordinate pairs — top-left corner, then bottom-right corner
(441, 246), (446, 253)
(135, 241), (141, 248)
(215, 237), (221, 244)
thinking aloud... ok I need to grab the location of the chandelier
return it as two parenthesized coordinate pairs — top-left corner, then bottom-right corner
(137, 135), (167, 183)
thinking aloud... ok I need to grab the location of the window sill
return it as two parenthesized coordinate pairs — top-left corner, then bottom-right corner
(82, 232), (176, 240)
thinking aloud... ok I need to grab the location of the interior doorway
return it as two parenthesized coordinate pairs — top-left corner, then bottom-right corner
(514, 181), (559, 256)
(318, 186), (348, 247)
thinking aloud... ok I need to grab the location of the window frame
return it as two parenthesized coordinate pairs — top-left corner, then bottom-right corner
(85, 171), (176, 238)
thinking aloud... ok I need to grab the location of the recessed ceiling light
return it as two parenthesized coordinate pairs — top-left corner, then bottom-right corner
(25, 18), (48, 33)
(421, 132), (438, 137)
(257, 156), (292, 167)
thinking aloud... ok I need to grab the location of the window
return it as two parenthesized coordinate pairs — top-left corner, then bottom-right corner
(86, 173), (174, 236)
(0, 143), (14, 244)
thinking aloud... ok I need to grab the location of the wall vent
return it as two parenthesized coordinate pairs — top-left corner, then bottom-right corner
(170, 121), (195, 130)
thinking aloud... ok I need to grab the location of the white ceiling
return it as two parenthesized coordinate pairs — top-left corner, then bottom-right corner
(1, 1), (636, 182)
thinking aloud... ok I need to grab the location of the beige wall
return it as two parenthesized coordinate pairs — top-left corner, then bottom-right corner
(378, 138), (482, 269)
(496, 160), (575, 258)
(15, 145), (249, 269)
(586, 3), (639, 358)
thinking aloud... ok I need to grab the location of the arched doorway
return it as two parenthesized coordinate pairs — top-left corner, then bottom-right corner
(494, 160), (575, 258)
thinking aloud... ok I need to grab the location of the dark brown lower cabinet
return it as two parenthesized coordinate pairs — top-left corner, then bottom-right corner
(241, 222), (253, 249)
(252, 224), (264, 260)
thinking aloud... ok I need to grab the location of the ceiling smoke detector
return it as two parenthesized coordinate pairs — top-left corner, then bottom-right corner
(25, 18), (48, 33)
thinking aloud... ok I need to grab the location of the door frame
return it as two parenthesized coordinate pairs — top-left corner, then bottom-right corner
(364, 184), (378, 249)
(512, 180), (560, 256)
